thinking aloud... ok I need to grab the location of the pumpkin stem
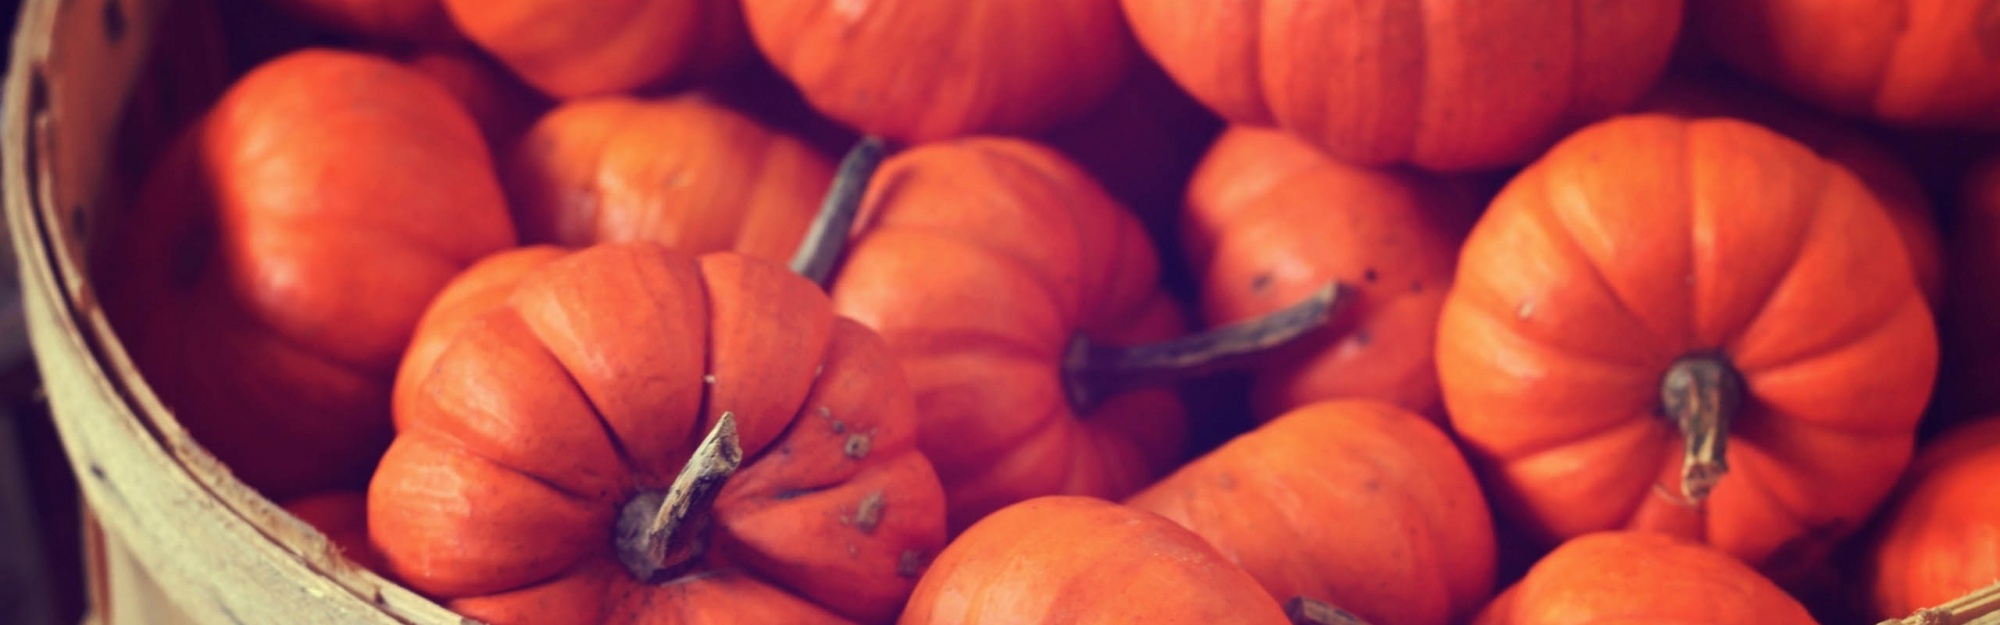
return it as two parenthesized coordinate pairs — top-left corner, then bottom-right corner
(615, 412), (744, 583)
(790, 135), (888, 287)
(1063, 281), (1350, 413)
(1284, 597), (1374, 625)
(1659, 355), (1744, 504)
(1878, 579), (2000, 625)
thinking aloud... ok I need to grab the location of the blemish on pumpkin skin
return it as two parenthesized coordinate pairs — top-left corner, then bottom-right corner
(1251, 273), (1274, 294)
(1363, 268), (1379, 284)
(702, 374), (717, 385)
(897, 549), (927, 578)
(844, 433), (872, 459)
(819, 406), (847, 433)
(845, 490), (887, 534)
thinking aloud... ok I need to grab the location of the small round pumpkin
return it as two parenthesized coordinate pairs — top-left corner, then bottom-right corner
(1127, 400), (1496, 625)
(370, 242), (948, 625)
(826, 137), (1189, 531)
(741, 0), (1134, 143)
(899, 496), (1292, 625)
(1473, 531), (1817, 624)
(1437, 114), (1938, 578)
(94, 48), (518, 500)
(1690, 0), (2000, 130)
(1864, 416), (2000, 619)
(503, 94), (834, 262)
(1182, 126), (1479, 422)
(440, 0), (747, 99)
(1119, 0), (1684, 171)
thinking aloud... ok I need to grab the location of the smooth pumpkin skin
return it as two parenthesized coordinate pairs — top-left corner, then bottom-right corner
(94, 48), (517, 500)
(1182, 126), (1479, 423)
(284, 492), (386, 575)
(742, 0), (1134, 143)
(441, 0), (746, 99)
(1691, 0), (2000, 130)
(1119, 0), (1684, 171)
(404, 45), (552, 158)
(503, 94), (834, 263)
(369, 243), (949, 625)
(261, 0), (458, 42)
(1437, 114), (1938, 574)
(900, 496), (1291, 625)
(826, 138), (1187, 533)
(1638, 74), (1946, 308)
(1472, 532), (1818, 625)
(1865, 416), (2000, 619)
(1127, 400), (1495, 625)
(1937, 157), (2000, 422)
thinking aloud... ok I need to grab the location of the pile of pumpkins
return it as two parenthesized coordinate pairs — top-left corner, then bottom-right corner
(84, 0), (2000, 623)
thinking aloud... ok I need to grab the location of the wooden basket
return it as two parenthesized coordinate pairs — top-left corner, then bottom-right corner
(0, 0), (460, 621)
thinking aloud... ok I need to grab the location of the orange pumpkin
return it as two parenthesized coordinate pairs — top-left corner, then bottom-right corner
(1937, 156), (2000, 423)
(284, 492), (386, 574)
(1127, 400), (1495, 625)
(94, 48), (517, 500)
(1118, 0), (1684, 171)
(741, 0), (1135, 143)
(1182, 126), (1479, 422)
(1690, 0), (2000, 130)
(1472, 532), (1817, 624)
(899, 496), (1292, 625)
(403, 45), (552, 157)
(1865, 416), (2000, 619)
(1639, 73), (1945, 308)
(825, 137), (1189, 531)
(259, 0), (458, 43)
(370, 243), (948, 625)
(1436, 114), (1938, 579)
(501, 94), (834, 263)
(441, 0), (747, 99)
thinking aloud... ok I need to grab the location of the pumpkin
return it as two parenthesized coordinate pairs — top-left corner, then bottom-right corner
(501, 93), (834, 263)
(1472, 531), (1817, 624)
(259, 0), (458, 43)
(1690, 0), (2000, 130)
(1638, 73), (1946, 308)
(1118, 0), (1684, 171)
(1127, 399), (1495, 625)
(404, 45), (552, 158)
(899, 496), (1293, 625)
(93, 48), (517, 500)
(369, 242), (948, 625)
(1864, 416), (2000, 619)
(284, 492), (386, 574)
(1937, 156), (2000, 423)
(1181, 126), (1480, 422)
(741, 0), (1135, 143)
(1436, 114), (1938, 579)
(440, 0), (747, 99)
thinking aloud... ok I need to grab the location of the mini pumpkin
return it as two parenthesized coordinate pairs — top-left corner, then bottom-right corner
(441, 0), (747, 99)
(1127, 400), (1496, 625)
(1119, 0), (1684, 171)
(741, 0), (1134, 143)
(1182, 126), (1479, 422)
(502, 93), (834, 263)
(1690, 0), (2000, 130)
(1472, 531), (1817, 624)
(370, 242), (949, 625)
(899, 496), (1293, 625)
(1864, 416), (2000, 620)
(1437, 114), (1938, 579)
(94, 48), (518, 500)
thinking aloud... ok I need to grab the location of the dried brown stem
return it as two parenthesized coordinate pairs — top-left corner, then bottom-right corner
(1064, 282), (1350, 413)
(790, 136), (888, 287)
(1284, 597), (1373, 625)
(1878, 580), (2000, 625)
(1659, 354), (1744, 503)
(615, 412), (743, 582)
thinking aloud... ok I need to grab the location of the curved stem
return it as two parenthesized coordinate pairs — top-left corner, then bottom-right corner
(790, 136), (888, 288)
(615, 412), (743, 583)
(1658, 355), (1744, 503)
(1064, 282), (1350, 413)
(1285, 597), (1373, 625)
(1878, 579), (2000, 625)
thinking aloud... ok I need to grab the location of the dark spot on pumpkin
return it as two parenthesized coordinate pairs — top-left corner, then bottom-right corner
(1531, 58), (1546, 72)
(843, 433), (871, 459)
(1409, 281), (1423, 293)
(169, 214), (217, 290)
(1363, 268), (1378, 284)
(1250, 273), (1274, 293)
(772, 485), (829, 501)
(1353, 330), (1372, 347)
(847, 490), (886, 534)
(103, 0), (126, 43)
(1364, 479), (1382, 493)
(897, 549), (928, 578)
